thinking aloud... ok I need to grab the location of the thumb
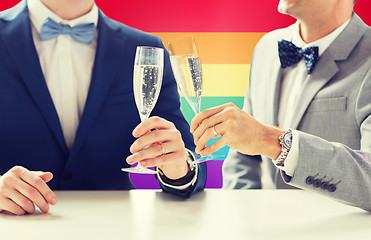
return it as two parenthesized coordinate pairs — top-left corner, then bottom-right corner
(34, 171), (54, 183)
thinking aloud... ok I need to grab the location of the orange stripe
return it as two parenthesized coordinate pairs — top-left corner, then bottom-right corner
(151, 32), (266, 64)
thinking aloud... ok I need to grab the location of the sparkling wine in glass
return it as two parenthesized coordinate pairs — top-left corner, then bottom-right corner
(121, 46), (164, 174)
(168, 36), (225, 163)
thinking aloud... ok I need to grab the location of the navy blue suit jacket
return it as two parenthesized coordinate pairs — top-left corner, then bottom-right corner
(0, 1), (206, 197)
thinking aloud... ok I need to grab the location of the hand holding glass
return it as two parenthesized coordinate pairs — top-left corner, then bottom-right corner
(168, 36), (225, 163)
(121, 46), (164, 174)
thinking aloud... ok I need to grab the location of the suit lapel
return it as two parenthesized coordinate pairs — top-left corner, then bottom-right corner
(0, 1), (68, 154)
(69, 12), (128, 157)
(288, 14), (367, 129)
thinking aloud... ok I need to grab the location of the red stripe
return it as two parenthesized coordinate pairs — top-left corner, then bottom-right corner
(1, 1), (371, 32)
(97, 0), (295, 32)
(0, 0), (18, 10)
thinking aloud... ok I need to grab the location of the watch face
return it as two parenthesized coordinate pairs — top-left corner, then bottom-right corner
(283, 132), (293, 148)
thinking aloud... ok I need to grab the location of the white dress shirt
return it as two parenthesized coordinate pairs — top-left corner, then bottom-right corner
(28, 0), (98, 150)
(277, 18), (351, 176)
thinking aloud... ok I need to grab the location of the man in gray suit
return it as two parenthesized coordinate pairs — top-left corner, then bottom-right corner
(190, 0), (371, 211)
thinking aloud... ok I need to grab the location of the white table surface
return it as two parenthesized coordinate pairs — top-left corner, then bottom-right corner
(0, 189), (370, 240)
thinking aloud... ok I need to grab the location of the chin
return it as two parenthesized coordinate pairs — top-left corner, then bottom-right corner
(278, 0), (297, 15)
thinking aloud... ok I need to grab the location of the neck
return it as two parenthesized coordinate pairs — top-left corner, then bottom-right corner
(297, 2), (353, 43)
(40, 0), (95, 20)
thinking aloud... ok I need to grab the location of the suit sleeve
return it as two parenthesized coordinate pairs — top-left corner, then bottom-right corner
(281, 68), (371, 212)
(151, 37), (206, 198)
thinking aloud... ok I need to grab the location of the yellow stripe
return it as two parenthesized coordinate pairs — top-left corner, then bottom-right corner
(192, 64), (250, 97)
(151, 32), (265, 64)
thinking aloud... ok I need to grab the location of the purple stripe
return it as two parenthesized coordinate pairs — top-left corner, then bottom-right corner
(130, 161), (224, 189)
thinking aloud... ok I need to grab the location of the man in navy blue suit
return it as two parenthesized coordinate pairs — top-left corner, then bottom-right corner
(0, 0), (206, 215)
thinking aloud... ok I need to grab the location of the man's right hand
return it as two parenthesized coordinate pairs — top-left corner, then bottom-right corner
(0, 166), (57, 215)
(190, 103), (284, 159)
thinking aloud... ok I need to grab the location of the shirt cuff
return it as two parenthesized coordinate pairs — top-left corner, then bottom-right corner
(156, 149), (199, 190)
(277, 130), (300, 177)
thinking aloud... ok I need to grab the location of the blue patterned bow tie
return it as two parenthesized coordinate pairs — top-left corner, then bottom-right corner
(40, 17), (96, 44)
(278, 40), (320, 74)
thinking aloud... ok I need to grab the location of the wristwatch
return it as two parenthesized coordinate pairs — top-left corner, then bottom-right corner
(185, 150), (197, 172)
(274, 128), (293, 167)
(157, 150), (197, 186)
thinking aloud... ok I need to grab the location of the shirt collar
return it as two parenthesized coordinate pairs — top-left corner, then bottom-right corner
(291, 16), (351, 56)
(27, 0), (99, 34)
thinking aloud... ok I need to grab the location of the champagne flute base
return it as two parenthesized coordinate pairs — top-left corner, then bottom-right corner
(121, 166), (158, 174)
(195, 154), (225, 163)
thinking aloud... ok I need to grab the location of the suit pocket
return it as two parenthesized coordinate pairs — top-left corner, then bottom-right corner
(307, 96), (347, 112)
(104, 92), (135, 106)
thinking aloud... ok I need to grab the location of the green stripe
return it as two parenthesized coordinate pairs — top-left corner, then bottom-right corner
(180, 96), (244, 124)
(180, 96), (244, 160)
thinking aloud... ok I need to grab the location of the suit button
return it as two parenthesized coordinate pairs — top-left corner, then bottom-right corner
(63, 172), (72, 180)
(321, 181), (330, 190)
(313, 179), (322, 188)
(328, 184), (337, 192)
(306, 176), (314, 185)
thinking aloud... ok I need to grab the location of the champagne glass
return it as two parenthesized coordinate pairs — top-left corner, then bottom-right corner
(121, 46), (164, 174)
(168, 36), (225, 163)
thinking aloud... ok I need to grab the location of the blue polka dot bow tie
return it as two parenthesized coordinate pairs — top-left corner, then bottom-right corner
(278, 40), (320, 74)
(40, 17), (96, 44)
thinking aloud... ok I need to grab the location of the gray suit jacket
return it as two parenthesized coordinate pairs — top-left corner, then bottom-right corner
(222, 14), (371, 211)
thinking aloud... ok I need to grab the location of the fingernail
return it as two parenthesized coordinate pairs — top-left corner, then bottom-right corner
(140, 161), (147, 166)
(51, 197), (57, 205)
(129, 147), (135, 154)
(133, 129), (139, 137)
(126, 155), (134, 164)
(43, 205), (50, 213)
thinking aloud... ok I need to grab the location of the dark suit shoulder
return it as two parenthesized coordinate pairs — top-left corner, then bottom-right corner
(99, 12), (161, 46)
